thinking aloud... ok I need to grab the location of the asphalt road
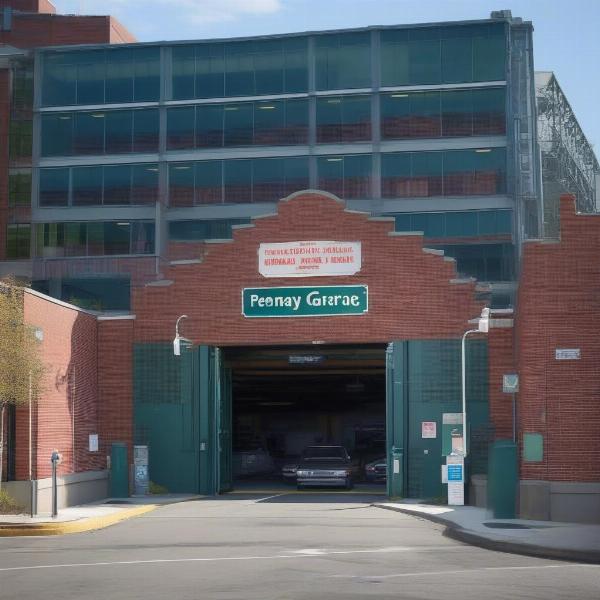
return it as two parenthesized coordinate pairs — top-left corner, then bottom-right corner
(0, 493), (598, 600)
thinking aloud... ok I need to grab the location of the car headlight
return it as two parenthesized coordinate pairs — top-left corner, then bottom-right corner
(333, 470), (349, 477)
(296, 470), (309, 477)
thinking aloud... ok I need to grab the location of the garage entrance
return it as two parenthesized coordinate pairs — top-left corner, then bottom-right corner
(224, 345), (386, 492)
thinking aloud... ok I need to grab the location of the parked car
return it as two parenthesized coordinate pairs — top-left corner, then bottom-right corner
(281, 462), (298, 483)
(296, 446), (353, 490)
(232, 447), (275, 478)
(364, 456), (387, 483)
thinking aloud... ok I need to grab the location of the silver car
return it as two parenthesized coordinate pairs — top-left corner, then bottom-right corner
(296, 446), (353, 490)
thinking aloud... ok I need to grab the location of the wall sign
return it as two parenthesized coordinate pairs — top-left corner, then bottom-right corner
(242, 285), (368, 318)
(259, 241), (361, 277)
(421, 421), (437, 439)
(555, 348), (580, 360)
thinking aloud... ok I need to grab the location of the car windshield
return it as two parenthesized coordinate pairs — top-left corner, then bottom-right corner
(302, 447), (346, 460)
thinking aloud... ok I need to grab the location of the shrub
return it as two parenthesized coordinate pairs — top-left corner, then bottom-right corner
(0, 489), (24, 514)
(148, 481), (169, 495)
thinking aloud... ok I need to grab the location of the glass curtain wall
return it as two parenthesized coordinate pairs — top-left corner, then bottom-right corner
(39, 164), (159, 207)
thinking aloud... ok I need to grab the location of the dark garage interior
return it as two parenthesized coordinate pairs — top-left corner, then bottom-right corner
(224, 345), (387, 489)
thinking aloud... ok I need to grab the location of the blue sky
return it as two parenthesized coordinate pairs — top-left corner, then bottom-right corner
(53, 0), (600, 154)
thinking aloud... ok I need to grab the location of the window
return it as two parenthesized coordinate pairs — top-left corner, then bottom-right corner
(167, 99), (308, 149)
(382, 88), (505, 140)
(316, 95), (371, 143)
(60, 277), (131, 311)
(6, 224), (30, 259)
(35, 221), (155, 258)
(168, 157), (308, 206)
(317, 155), (371, 199)
(42, 109), (159, 156)
(8, 171), (31, 207)
(380, 23), (506, 87)
(431, 243), (515, 281)
(315, 32), (371, 90)
(382, 148), (506, 197)
(40, 164), (159, 207)
(39, 168), (69, 206)
(169, 219), (251, 241)
(42, 47), (160, 106)
(171, 38), (307, 100)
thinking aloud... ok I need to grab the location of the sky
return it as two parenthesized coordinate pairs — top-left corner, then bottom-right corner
(52, 0), (600, 155)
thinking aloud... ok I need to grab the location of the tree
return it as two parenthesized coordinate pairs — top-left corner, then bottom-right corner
(0, 280), (44, 491)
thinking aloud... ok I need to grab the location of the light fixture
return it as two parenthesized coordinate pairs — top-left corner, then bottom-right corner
(174, 165), (191, 170)
(58, 115), (72, 120)
(390, 93), (409, 98)
(327, 98), (342, 104)
(116, 222), (130, 226)
(475, 148), (492, 153)
(91, 113), (105, 118)
(224, 106), (239, 111)
(326, 157), (343, 162)
(258, 105), (276, 110)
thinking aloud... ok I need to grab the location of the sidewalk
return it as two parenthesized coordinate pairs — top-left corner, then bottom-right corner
(375, 501), (600, 563)
(0, 494), (201, 537)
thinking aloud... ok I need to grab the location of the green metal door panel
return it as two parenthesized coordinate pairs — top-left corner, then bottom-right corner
(110, 442), (129, 498)
(197, 345), (216, 495)
(406, 339), (489, 500)
(386, 342), (408, 498)
(218, 364), (233, 493)
(133, 343), (199, 493)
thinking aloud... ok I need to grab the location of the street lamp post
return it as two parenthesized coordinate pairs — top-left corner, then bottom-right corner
(173, 315), (192, 356)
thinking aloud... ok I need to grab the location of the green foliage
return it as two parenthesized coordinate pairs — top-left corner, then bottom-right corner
(0, 489), (24, 514)
(148, 481), (169, 495)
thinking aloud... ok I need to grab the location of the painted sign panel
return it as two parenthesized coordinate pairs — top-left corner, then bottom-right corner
(502, 373), (519, 393)
(259, 241), (361, 277)
(442, 413), (464, 456)
(447, 464), (463, 482)
(242, 285), (368, 318)
(555, 348), (581, 360)
(421, 421), (437, 439)
(88, 434), (98, 452)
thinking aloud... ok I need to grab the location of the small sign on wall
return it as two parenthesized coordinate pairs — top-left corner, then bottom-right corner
(555, 348), (580, 360)
(421, 421), (437, 439)
(89, 434), (99, 452)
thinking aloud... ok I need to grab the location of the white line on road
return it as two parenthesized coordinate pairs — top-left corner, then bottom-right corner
(330, 563), (600, 581)
(0, 546), (464, 573)
(253, 494), (285, 503)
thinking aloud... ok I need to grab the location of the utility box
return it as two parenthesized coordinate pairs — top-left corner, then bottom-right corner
(488, 440), (518, 519)
(388, 447), (403, 497)
(110, 442), (129, 498)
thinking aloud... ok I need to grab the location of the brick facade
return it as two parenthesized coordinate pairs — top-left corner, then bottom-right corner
(0, 69), (9, 261)
(17, 291), (102, 480)
(135, 192), (484, 345)
(517, 195), (600, 483)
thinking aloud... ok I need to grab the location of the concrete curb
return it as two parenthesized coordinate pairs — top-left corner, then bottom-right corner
(0, 504), (157, 537)
(373, 504), (600, 564)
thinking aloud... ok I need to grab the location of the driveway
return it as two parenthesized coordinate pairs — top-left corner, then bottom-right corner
(0, 493), (598, 599)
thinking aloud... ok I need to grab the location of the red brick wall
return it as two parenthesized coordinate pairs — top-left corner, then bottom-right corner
(0, 1), (56, 13)
(516, 195), (600, 482)
(17, 291), (102, 480)
(134, 193), (484, 345)
(97, 319), (134, 464)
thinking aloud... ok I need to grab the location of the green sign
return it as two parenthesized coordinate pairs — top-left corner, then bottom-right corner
(242, 285), (368, 318)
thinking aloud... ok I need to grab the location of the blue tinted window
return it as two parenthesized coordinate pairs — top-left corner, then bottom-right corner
(106, 111), (133, 153)
(317, 95), (371, 143)
(39, 168), (69, 206)
(167, 106), (195, 150)
(316, 32), (370, 90)
(317, 155), (371, 199)
(196, 104), (224, 147)
(225, 42), (255, 96)
(169, 219), (251, 241)
(41, 114), (73, 156)
(72, 166), (102, 206)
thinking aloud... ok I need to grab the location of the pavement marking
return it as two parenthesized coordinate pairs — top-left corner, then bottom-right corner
(331, 563), (600, 581)
(0, 545), (467, 573)
(253, 494), (286, 503)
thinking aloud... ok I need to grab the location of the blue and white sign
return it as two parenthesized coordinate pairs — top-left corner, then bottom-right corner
(447, 464), (463, 482)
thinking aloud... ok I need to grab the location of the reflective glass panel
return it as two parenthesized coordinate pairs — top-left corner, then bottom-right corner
(224, 159), (252, 203)
(283, 157), (309, 196)
(196, 44), (225, 98)
(167, 106), (195, 150)
(134, 47), (160, 102)
(172, 45), (195, 100)
(196, 161), (223, 204)
(39, 168), (69, 206)
(411, 152), (443, 196)
(442, 37), (473, 83)
(106, 48), (134, 103)
(103, 165), (132, 205)
(472, 88), (505, 135)
(283, 37), (308, 93)
(42, 53), (76, 106)
(75, 51), (105, 105)
(473, 34), (506, 81)
(41, 114), (73, 156)
(441, 90), (473, 137)
(195, 104), (224, 148)
(225, 42), (255, 96)
(106, 110), (133, 154)
(254, 40), (284, 95)
(315, 32), (370, 90)
(254, 100), (285, 145)
(73, 112), (104, 154)
(169, 163), (194, 207)
(104, 222), (131, 255)
(133, 109), (159, 152)
(131, 164), (159, 204)
(253, 158), (285, 202)
(381, 153), (411, 197)
(223, 103), (253, 146)
(72, 166), (102, 206)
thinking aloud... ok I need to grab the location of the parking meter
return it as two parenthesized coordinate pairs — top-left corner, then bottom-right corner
(50, 450), (62, 518)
